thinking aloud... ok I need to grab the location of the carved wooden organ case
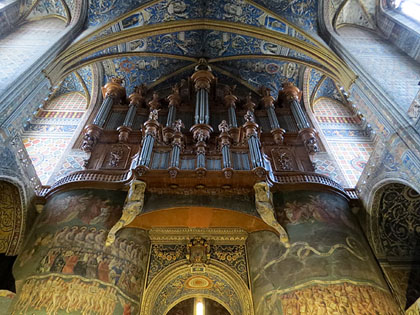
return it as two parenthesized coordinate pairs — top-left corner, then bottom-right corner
(80, 62), (319, 187)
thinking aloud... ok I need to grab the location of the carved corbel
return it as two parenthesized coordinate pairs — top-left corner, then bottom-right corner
(105, 180), (146, 246)
(254, 182), (290, 247)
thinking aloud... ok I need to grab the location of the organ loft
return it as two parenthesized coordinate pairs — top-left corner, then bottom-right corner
(0, 0), (419, 314)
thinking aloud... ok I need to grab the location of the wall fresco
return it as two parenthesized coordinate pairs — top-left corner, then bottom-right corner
(13, 189), (152, 313)
(247, 190), (396, 314)
(10, 275), (139, 315)
(276, 282), (398, 315)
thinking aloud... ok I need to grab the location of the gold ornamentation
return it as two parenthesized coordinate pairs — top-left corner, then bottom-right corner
(185, 275), (213, 289)
(186, 237), (210, 265)
(254, 182), (290, 247)
(148, 227), (248, 244)
(141, 260), (254, 315)
(0, 181), (21, 255)
(106, 180), (146, 246)
(406, 297), (420, 315)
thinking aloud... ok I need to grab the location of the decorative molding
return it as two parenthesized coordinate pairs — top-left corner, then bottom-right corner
(149, 228), (248, 245)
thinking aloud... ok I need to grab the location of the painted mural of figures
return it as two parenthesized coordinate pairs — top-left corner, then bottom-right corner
(165, 0), (188, 20)
(98, 256), (110, 282)
(39, 191), (123, 228)
(12, 276), (136, 315)
(283, 195), (356, 230)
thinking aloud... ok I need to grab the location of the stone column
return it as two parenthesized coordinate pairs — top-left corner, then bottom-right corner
(260, 87), (285, 145)
(11, 189), (150, 315)
(278, 82), (318, 154)
(247, 189), (400, 315)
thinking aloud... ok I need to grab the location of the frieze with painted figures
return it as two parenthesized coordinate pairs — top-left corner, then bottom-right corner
(38, 189), (126, 229)
(84, 29), (319, 61)
(259, 282), (399, 314)
(85, 0), (319, 46)
(11, 275), (139, 314)
(17, 225), (149, 298)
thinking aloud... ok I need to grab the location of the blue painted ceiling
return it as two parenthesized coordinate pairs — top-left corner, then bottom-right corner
(47, 0), (350, 103)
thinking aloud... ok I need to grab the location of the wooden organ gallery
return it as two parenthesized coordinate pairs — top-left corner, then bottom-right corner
(10, 62), (400, 315)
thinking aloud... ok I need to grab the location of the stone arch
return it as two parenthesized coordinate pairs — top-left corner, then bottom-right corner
(368, 181), (420, 259)
(0, 177), (26, 255)
(368, 181), (420, 310)
(142, 260), (254, 315)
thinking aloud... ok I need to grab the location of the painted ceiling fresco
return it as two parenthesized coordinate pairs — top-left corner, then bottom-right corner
(41, 0), (355, 104)
(87, 0), (318, 34)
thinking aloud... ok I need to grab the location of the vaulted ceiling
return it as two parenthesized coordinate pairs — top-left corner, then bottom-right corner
(43, 0), (355, 101)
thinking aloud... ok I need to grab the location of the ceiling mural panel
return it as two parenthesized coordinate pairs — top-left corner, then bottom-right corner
(307, 68), (323, 101)
(76, 65), (94, 95)
(27, 0), (68, 21)
(56, 72), (84, 97)
(252, 0), (318, 32)
(314, 77), (344, 102)
(102, 57), (194, 94)
(85, 0), (317, 46)
(213, 59), (301, 94)
(83, 29), (319, 64)
(87, 0), (150, 26)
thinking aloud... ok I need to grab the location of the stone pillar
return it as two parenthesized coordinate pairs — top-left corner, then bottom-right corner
(247, 189), (400, 315)
(118, 85), (146, 143)
(278, 82), (318, 154)
(11, 189), (150, 315)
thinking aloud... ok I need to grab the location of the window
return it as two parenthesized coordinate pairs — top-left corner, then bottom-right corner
(391, 0), (420, 22)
